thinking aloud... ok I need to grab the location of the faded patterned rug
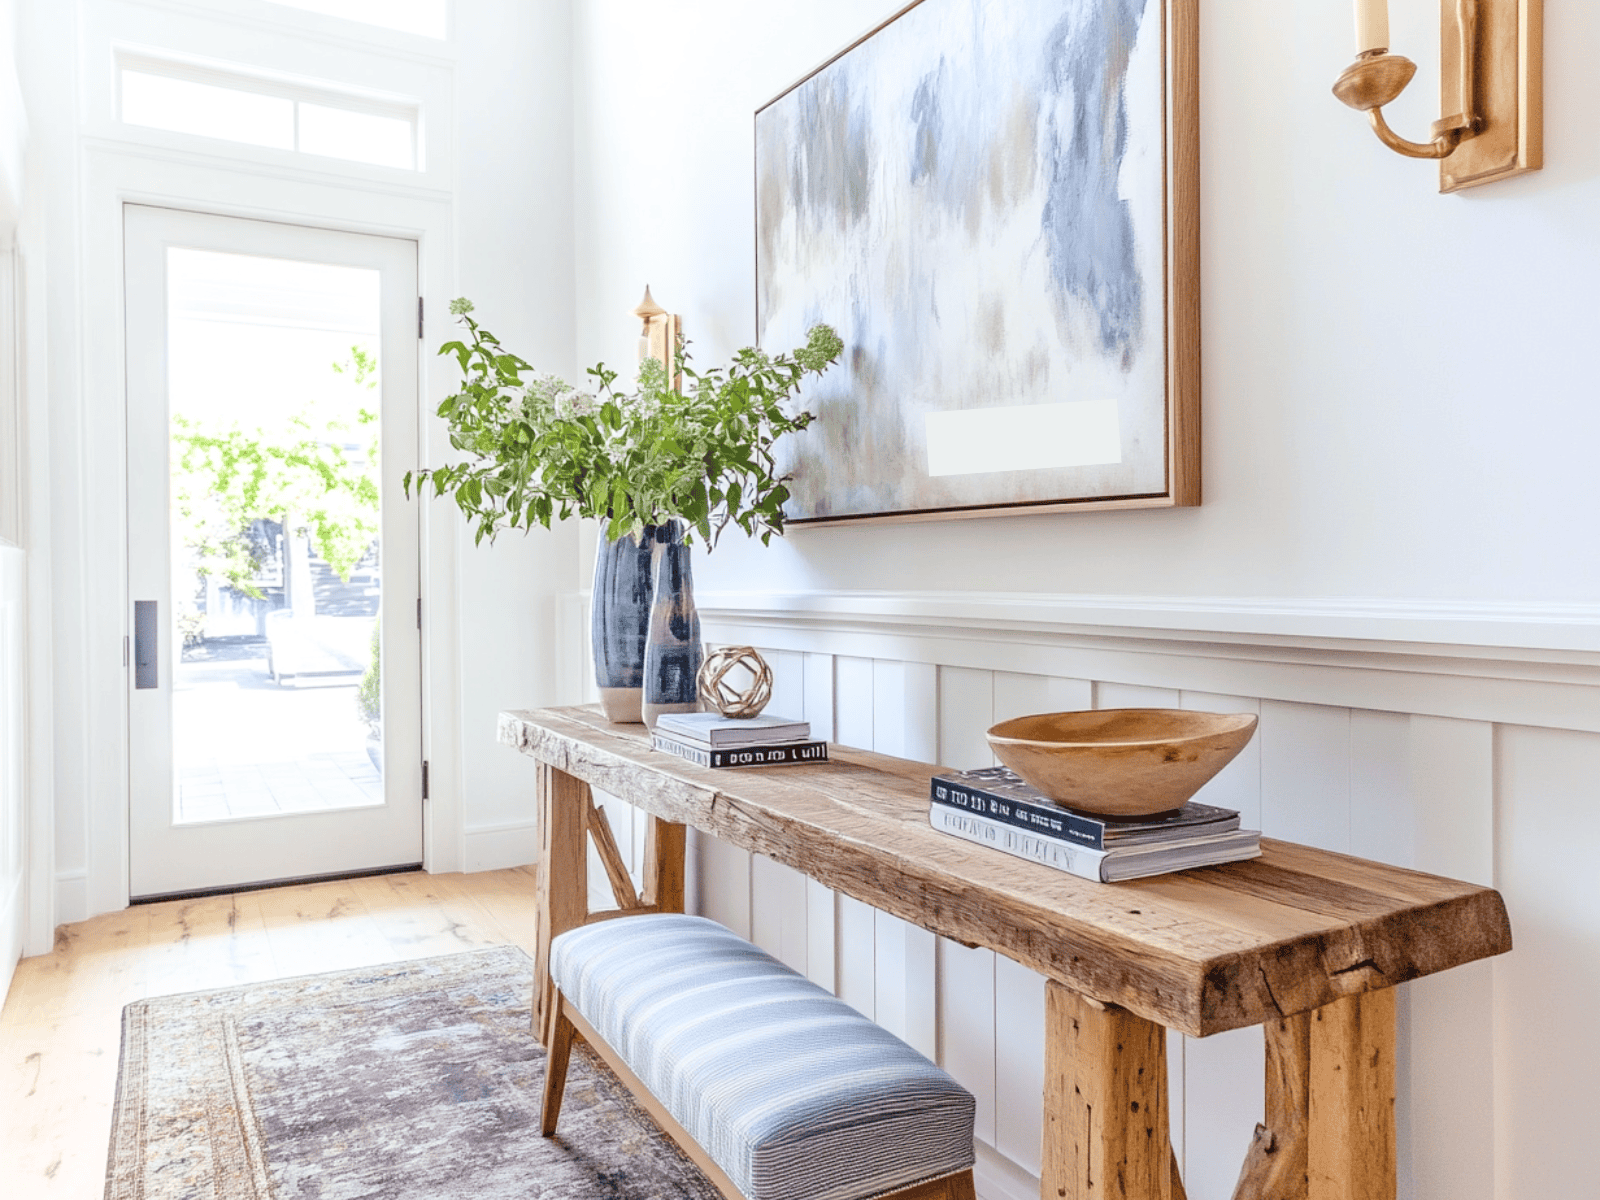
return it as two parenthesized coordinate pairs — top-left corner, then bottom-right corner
(104, 946), (720, 1200)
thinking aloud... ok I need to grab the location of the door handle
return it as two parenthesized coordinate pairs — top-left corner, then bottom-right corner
(134, 600), (158, 689)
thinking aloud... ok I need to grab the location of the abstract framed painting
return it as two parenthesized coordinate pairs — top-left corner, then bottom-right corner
(756, 0), (1199, 524)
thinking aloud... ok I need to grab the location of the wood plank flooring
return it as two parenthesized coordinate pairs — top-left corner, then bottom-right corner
(0, 866), (540, 1200)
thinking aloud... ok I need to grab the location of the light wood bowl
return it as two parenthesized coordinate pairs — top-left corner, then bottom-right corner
(985, 709), (1259, 817)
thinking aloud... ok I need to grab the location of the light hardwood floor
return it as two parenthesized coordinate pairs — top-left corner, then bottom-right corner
(0, 866), (541, 1200)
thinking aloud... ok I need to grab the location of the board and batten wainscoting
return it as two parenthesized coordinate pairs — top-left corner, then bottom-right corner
(568, 588), (1598, 1200)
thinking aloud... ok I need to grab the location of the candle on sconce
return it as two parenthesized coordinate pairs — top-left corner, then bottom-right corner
(1354, 0), (1390, 54)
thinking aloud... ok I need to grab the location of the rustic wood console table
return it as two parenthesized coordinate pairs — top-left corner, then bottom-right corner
(500, 705), (1512, 1200)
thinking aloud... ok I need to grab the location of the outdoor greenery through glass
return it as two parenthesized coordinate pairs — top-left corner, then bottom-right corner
(405, 299), (843, 548)
(172, 345), (381, 596)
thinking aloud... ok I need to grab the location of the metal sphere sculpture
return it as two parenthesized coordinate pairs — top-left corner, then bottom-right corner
(697, 645), (773, 719)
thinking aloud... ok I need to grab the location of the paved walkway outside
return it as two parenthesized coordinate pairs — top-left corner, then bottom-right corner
(173, 639), (381, 823)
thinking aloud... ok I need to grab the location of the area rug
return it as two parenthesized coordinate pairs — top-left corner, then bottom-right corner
(104, 946), (720, 1200)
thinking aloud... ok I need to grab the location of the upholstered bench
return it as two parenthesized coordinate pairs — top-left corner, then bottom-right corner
(541, 913), (977, 1200)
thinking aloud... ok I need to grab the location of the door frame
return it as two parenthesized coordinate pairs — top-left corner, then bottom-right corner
(60, 154), (468, 921)
(123, 203), (425, 898)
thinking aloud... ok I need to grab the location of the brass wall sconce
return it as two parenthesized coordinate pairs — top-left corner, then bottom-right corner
(633, 286), (682, 388)
(1332, 0), (1542, 192)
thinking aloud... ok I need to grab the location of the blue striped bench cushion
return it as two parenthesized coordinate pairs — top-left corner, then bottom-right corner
(550, 914), (975, 1200)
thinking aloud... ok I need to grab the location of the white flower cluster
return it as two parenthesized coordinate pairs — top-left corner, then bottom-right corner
(558, 390), (599, 419)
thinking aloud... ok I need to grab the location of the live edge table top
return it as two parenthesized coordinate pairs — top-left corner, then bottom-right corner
(500, 705), (1512, 1039)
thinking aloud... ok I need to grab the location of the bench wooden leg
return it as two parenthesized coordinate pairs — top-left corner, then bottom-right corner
(1042, 982), (1172, 1200)
(868, 1168), (977, 1200)
(540, 996), (577, 1137)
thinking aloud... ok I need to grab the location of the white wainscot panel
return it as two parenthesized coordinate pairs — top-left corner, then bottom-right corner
(802, 653), (836, 742)
(750, 854), (808, 974)
(1396, 716), (1495, 1200)
(1490, 724), (1600, 1200)
(992, 671), (1092, 724)
(992, 954), (1046, 1176)
(1183, 1025), (1265, 1200)
(1348, 709), (1413, 868)
(939, 666), (995, 769)
(1182, 692), (1263, 830)
(694, 829), (751, 940)
(937, 936), (997, 1147)
(694, 600), (1550, 1196)
(874, 909), (936, 1059)
(1095, 681), (1181, 710)
(805, 877), (836, 991)
(873, 659), (938, 760)
(1258, 700), (1352, 852)
(835, 655), (874, 749)
(761, 647), (806, 726)
(836, 893), (876, 1020)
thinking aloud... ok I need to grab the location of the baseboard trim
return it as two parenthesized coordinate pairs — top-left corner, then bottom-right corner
(972, 1139), (1042, 1200)
(464, 819), (540, 873)
(54, 869), (87, 927)
(0, 871), (22, 1004)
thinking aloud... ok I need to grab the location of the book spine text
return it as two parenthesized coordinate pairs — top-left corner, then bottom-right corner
(653, 736), (828, 768)
(929, 806), (1107, 882)
(930, 779), (1105, 849)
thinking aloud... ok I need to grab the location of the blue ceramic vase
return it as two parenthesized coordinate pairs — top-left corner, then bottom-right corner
(591, 526), (661, 723)
(642, 521), (702, 729)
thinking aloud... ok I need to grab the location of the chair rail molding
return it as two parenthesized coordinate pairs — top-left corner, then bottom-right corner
(697, 590), (1600, 734)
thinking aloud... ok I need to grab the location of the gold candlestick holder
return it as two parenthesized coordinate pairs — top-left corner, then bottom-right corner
(1332, 0), (1541, 192)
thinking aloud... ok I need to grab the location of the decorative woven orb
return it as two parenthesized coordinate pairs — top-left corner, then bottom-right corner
(697, 646), (773, 718)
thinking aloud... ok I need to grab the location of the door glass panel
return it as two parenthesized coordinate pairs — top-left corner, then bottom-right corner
(167, 248), (384, 825)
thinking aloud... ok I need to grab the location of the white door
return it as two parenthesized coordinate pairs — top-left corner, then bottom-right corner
(126, 205), (423, 898)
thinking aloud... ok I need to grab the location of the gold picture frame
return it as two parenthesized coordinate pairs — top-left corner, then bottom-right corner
(756, 0), (1199, 525)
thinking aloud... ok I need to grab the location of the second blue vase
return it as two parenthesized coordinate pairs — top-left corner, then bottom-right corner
(642, 521), (702, 729)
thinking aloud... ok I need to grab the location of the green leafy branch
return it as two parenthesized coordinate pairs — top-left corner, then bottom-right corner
(405, 299), (843, 548)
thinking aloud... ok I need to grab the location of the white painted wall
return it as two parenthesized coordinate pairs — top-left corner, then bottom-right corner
(15, 0), (577, 929)
(0, 0), (40, 983)
(572, 0), (1600, 607)
(450, 0), (577, 872)
(569, 3), (1600, 1199)
(0, 544), (24, 1000)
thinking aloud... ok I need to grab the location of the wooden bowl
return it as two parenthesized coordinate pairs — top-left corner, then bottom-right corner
(984, 709), (1259, 817)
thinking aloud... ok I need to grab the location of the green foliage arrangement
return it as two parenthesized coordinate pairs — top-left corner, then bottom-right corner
(172, 346), (381, 594)
(355, 616), (381, 736)
(405, 299), (843, 548)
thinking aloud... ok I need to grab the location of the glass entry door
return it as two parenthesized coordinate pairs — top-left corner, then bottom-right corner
(126, 205), (422, 898)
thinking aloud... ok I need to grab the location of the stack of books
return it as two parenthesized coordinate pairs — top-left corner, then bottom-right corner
(652, 712), (828, 769)
(930, 765), (1260, 883)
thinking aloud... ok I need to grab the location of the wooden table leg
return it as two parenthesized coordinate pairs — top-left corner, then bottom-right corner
(533, 762), (589, 1047)
(1043, 982), (1173, 1200)
(1232, 989), (1395, 1200)
(1308, 989), (1395, 1200)
(642, 816), (686, 912)
(1232, 1013), (1310, 1200)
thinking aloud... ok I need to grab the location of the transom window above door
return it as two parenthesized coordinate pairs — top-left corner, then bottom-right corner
(116, 52), (422, 171)
(266, 0), (450, 40)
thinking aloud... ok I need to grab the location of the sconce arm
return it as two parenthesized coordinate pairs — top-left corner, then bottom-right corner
(1366, 108), (1473, 160)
